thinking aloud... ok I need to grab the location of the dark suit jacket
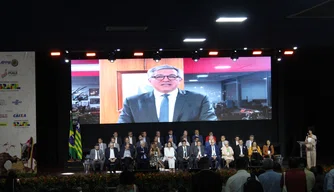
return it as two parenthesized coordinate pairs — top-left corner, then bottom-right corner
(205, 145), (221, 158)
(117, 90), (217, 123)
(136, 147), (149, 161)
(180, 136), (191, 143)
(234, 144), (248, 158)
(218, 140), (227, 150)
(89, 149), (105, 161)
(177, 146), (191, 161)
(157, 136), (164, 146)
(114, 137), (122, 146)
(142, 137), (150, 147)
(191, 145), (205, 158)
(104, 147), (119, 161)
(165, 135), (177, 144)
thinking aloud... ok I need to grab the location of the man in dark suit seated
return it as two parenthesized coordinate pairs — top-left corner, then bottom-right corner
(165, 130), (177, 144)
(136, 142), (149, 169)
(234, 139), (248, 160)
(155, 131), (165, 147)
(119, 144), (135, 171)
(205, 140), (221, 169)
(104, 143), (119, 173)
(177, 140), (191, 170)
(90, 143), (105, 172)
(190, 141), (205, 169)
(192, 130), (204, 144)
(117, 65), (217, 123)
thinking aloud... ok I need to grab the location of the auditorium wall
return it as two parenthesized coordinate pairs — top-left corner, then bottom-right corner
(0, 52), (36, 175)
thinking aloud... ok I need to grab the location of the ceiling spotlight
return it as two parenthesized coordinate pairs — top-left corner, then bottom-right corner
(159, 48), (163, 51)
(276, 50), (283, 61)
(252, 51), (262, 55)
(192, 52), (200, 62)
(183, 38), (206, 42)
(284, 50), (294, 55)
(199, 48), (203, 50)
(230, 51), (239, 61)
(153, 52), (161, 62)
(216, 17), (247, 22)
(293, 46), (298, 50)
(243, 47), (247, 50)
(64, 52), (70, 63)
(108, 52), (116, 63)
(65, 59), (70, 63)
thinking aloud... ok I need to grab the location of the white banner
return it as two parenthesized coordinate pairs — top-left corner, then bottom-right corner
(0, 52), (36, 173)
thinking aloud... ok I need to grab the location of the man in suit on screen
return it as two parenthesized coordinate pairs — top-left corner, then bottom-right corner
(117, 65), (217, 123)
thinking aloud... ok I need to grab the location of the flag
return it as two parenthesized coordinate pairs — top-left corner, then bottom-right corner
(74, 122), (82, 160)
(69, 111), (77, 159)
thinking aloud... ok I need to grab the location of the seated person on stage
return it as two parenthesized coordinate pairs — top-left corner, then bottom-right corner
(165, 130), (177, 144)
(165, 137), (177, 150)
(90, 143), (105, 172)
(155, 131), (164, 147)
(191, 136), (200, 148)
(205, 132), (216, 145)
(104, 142), (119, 173)
(136, 142), (149, 170)
(263, 139), (275, 158)
(205, 140), (221, 169)
(190, 141), (205, 169)
(234, 139), (248, 160)
(221, 141), (234, 168)
(122, 137), (135, 151)
(248, 141), (263, 165)
(177, 140), (191, 170)
(149, 142), (165, 169)
(126, 131), (136, 145)
(178, 136), (190, 147)
(97, 138), (107, 153)
(180, 130), (191, 143)
(218, 135), (227, 150)
(120, 143), (135, 170)
(110, 137), (120, 151)
(136, 135), (147, 148)
(192, 129), (204, 144)
(245, 135), (255, 149)
(153, 136), (163, 151)
(164, 141), (176, 172)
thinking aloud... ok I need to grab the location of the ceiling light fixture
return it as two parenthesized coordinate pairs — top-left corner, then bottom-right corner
(197, 74), (208, 78)
(209, 51), (219, 56)
(153, 52), (161, 62)
(134, 52), (144, 56)
(50, 52), (61, 56)
(108, 52), (116, 63)
(215, 66), (231, 69)
(284, 51), (294, 55)
(183, 38), (206, 42)
(86, 52), (96, 57)
(189, 79), (198, 82)
(252, 51), (262, 55)
(230, 50), (239, 61)
(216, 17), (247, 22)
(192, 52), (200, 62)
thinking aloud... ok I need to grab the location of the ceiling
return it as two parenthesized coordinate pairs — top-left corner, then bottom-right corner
(2, 0), (334, 51)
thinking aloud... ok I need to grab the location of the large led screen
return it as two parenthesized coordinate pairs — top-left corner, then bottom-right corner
(71, 57), (272, 124)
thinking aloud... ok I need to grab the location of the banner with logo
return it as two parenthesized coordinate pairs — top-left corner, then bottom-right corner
(0, 52), (36, 175)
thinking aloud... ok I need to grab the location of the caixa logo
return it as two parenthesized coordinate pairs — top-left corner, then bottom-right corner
(13, 120), (30, 127)
(13, 113), (26, 118)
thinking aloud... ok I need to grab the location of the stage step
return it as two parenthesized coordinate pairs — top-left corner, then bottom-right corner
(65, 161), (84, 172)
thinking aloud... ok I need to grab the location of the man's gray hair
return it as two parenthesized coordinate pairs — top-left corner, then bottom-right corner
(147, 65), (183, 79)
(262, 158), (274, 170)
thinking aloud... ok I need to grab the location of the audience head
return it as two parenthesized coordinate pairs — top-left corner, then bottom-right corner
(239, 139), (243, 145)
(140, 142), (146, 148)
(142, 131), (147, 137)
(182, 140), (187, 146)
(167, 141), (172, 147)
(235, 136), (240, 141)
(252, 141), (257, 147)
(249, 135), (254, 140)
(98, 138), (103, 143)
(208, 132), (213, 136)
(266, 140), (271, 146)
(299, 157), (307, 169)
(178, 186), (187, 192)
(168, 130), (173, 135)
(138, 135), (143, 140)
(195, 137), (199, 142)
(310, 166), (317, 176)
(262, 158), (274, 170)
(183, 130), (188, 136)
(195, 130), (199, 135)
(192, 170), (222, 192)
(236, 157), (248, 170)
(316, 165), (324, 175)
(113, 132), (118, 137)
(119, 171), (135, 185)
(128, 131), (133, 136)
(273, 162), (282, 173)
(94, 143), (99, 150)
(210, 140), (215, 145)
(124, 137), (129, 143)
(156, 131), (160, 136)
(197, 141), (201, 146)
(221, 135), (225, 141)
(288, 157), (300, 169)
(111, 137), (115, 143)
(125, 144), (130, 149)
(224, 141), (229, 147)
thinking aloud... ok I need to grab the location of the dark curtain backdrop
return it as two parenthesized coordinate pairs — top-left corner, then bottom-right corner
(35, 48), (333, 172)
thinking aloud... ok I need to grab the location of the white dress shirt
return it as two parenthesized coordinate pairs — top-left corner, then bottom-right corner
(212, 146), (216, 156)
(115, 137), (118, 144)
(239, 145), (243, 155)
(154, 88), (178, 122)
(95, 150), (99, 160)
(157, 137), (160, 143)
(109, 148), (115, 159)
(129, 137), (133, 144)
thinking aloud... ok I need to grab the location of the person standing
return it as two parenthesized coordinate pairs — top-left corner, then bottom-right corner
(305, 128), (317, 169)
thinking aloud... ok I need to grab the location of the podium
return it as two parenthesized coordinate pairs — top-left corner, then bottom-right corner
(297, 141), (305, 158)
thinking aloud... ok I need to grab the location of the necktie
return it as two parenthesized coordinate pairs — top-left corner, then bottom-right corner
(159, 94), (169, 122)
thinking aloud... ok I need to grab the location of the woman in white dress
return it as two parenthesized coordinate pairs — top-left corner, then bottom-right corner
(164, 142), (176, 172)
(221, 141), (234, 168)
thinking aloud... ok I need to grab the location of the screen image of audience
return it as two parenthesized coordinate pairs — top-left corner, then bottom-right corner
(71, 58), (272, 124)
